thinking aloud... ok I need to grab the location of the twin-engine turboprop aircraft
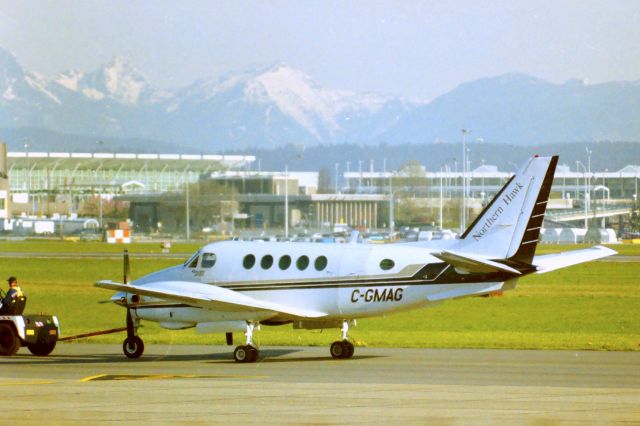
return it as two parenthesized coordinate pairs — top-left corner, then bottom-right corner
(96, 155), (616, 362)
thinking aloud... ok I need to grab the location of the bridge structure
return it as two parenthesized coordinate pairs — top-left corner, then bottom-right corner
(546, 205), (634, 225)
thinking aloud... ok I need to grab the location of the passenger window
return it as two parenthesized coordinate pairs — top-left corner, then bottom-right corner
(314, 256), (327, 271)
(261, 255), (274, 269)
(243, 254), (256, 269)
(380, 259), (395, 270)
(201, 253), (216, 268)
(296, 255), (309, 270)
(279, 255), (291, 270)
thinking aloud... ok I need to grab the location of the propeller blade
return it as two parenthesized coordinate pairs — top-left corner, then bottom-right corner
(123, 249), (130, 285)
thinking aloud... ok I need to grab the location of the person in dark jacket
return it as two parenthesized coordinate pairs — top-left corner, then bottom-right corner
(0, 277), (25, 315)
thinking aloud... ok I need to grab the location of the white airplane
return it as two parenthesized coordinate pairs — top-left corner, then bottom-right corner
(96, 155), (616, 362)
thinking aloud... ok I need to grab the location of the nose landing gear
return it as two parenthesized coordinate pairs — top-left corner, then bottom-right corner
(123, 308), (144, 359)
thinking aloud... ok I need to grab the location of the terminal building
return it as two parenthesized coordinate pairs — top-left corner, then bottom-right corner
(1, 141), (638, 237)
(2, 148), (254, 218)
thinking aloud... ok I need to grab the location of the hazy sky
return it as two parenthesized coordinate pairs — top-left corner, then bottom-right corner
(1, 0), (639, 100)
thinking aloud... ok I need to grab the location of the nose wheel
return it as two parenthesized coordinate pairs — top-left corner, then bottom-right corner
(123, 335), (144, 359)
(330, 320), (355, 359)
(234, 321), (259, 363)
(122, 308), (144, 359)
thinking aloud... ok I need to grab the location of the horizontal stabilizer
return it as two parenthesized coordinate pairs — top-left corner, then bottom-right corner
(432, 250), (522, 275)
(533, 245), (617, 274)
(95, 280), (327, 318)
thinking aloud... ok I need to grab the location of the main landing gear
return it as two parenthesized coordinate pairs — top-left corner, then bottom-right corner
(234, 322), (259, 363)
(330, 320), (355, 359)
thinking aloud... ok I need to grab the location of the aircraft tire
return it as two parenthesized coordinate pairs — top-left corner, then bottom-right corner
(0, 323), (20, 356)
(248, 346), (259, 363)
(343, 341), (355, 359)
(234, 345), (251, 363)
(27, 341), (57, 356)
(330, 341), (345, 359)
(123, 336), (144, 359)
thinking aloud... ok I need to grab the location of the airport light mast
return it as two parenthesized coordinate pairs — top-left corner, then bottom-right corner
(461, 129), (471, 233)
(576, 161), (588, 230)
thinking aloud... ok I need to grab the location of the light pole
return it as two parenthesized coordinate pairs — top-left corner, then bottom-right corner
(586, 148), (592, 222)
(24, 141), (30, 216)
(389, 171), (394, 238)
(334, 163), (339, 194)
(183, 165), (190, 240)
(95, 139), (105, 231)
(576, 161), (588, 230)
(439, 166), (444, 229)
(461, 129), (471, 233)
(96, 161), (103, 231)
(284, 165), (289, 238)
(346, 161), (350, 192)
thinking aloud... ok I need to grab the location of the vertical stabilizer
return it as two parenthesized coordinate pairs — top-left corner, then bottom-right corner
(456, 155), (558, 262)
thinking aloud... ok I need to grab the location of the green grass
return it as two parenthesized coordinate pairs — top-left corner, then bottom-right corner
(1, 242), (639, 351)
(1, 238), (640, 255)
(0, 239), (201, 254)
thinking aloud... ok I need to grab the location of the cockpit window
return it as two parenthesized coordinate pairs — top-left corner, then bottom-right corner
(201, 253), (216, 268)
(185, 251), (200, 268)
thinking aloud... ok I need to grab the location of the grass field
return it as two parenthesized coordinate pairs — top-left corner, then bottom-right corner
(1, 240), (638, 351)
(2, 238), (640, 255)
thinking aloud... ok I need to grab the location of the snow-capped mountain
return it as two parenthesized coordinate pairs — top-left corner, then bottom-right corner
(158, 64), (415, 150)
(1, 46), (639, 152)
(53, 57), (169, 104)
(0, 47), (416, 150)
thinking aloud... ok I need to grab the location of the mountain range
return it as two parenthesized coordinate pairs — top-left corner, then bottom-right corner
(1, 47), (639, 152)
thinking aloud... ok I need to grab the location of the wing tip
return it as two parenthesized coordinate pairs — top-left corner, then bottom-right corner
(593, 245), (618, 256)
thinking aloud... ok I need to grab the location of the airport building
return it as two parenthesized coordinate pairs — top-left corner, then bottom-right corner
(3, 148), (255, 218)
(122, 171), (388, 234)
(1, 142), (638, 237)
(345, 163), (640, 201)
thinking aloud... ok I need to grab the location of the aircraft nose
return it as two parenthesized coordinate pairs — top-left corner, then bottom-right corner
(111, 291), (127, 306)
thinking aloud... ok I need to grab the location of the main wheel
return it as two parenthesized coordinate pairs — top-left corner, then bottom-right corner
(234, 345), (250, 363)
(27, 341), (57, 356)
(343, 341), (355, 359)
(123, 336), (144, 359)
(248, 346), (259, 363)
(0, 323), (20, 356)
(330, 341), (345, 359)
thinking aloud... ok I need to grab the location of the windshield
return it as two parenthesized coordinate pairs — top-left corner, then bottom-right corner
(184, 251), (201, 267)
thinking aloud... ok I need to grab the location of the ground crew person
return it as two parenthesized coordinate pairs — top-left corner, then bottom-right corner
(0, 277), (25, 315)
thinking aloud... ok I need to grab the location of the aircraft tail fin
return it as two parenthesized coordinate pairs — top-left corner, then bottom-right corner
(455, 155), (558, 263)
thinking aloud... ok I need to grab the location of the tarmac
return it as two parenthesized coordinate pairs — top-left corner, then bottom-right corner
(1, 344), (639, 424)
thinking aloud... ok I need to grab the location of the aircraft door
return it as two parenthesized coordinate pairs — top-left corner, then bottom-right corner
(337, 249), (367, 315)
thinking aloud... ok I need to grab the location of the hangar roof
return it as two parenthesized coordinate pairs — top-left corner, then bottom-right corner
(7, 151), (255, 171)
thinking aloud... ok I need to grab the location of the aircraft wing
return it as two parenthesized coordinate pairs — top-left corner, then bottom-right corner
(95, 280), (327, 318)
(532, 245), (617, 274)
(432, 250), (522, 275)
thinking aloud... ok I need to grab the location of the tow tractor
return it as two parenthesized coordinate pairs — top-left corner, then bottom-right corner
(0, 291), (59, 356)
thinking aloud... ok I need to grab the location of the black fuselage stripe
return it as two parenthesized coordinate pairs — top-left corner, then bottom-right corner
(134, 303), (194, 309)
